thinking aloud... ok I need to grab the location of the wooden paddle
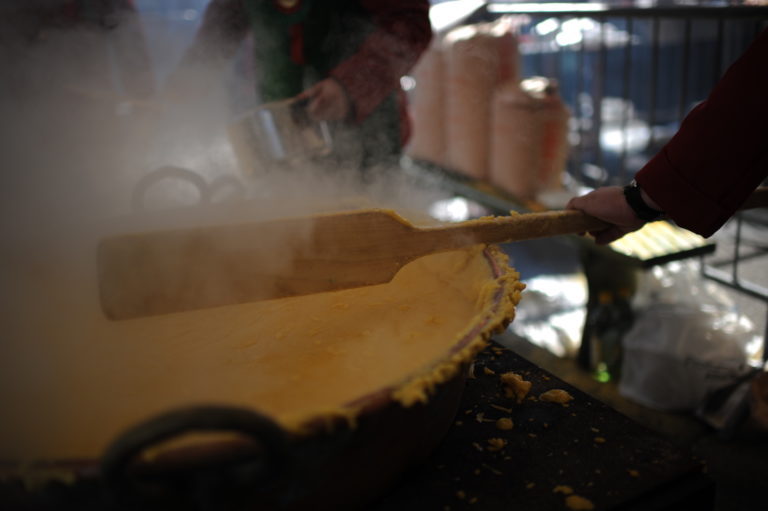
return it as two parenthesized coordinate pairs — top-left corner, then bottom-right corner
(98, 209), (607, 320)
(99, 185), (768, 321)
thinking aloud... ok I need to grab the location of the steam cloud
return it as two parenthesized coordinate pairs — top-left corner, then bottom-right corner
(0, 3), (447, 459)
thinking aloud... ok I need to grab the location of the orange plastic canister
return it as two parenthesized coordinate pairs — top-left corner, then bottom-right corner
(489, 77), (570, 201)
(443, 19), (519, 179)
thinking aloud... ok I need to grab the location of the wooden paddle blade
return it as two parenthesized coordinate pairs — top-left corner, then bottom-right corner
(98, 210), (420, 320)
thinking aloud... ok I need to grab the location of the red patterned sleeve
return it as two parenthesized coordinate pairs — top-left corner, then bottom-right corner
(635, 28), (768, 238)
(329, 0), (432, 124)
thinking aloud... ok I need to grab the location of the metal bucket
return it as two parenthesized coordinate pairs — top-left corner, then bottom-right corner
(229, 98), (333, 173)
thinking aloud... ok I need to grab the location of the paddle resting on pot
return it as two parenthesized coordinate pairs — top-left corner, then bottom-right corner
(98, 186), (768, 320)
(97, 209), (606, 320)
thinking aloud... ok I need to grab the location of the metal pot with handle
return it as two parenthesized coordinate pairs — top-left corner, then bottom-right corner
(228, 97), (333, 174)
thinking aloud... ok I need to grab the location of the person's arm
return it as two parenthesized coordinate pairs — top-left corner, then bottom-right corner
(163, 0), (249, 99)
(636, 27), (768, 238)
(182, 0), (250, 64)
(327, 0), (432, 124)
(569, 28), (768, 243)
(113, 0), (156, 99)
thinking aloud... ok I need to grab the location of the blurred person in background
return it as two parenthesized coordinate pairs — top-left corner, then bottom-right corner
(0, 0), (157, 221)
(169, 0), (432, 173)
(567, 27), (767, 245)
(0, 0), (155, 105)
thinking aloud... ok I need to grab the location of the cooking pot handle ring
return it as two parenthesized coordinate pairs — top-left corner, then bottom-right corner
(131, 165), (211, 212)
(100, 404), (291, 508)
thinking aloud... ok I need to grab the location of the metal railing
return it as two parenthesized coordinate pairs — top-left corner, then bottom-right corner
(701, 210), (768, 362)
(479, 4), (768, 187)
(474, 3), (768, 358)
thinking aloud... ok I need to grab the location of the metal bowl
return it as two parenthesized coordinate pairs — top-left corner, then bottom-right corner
(229, 98), (333, 172)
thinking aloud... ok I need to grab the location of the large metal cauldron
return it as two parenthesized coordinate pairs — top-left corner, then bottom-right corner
(0, 246), (522, 511)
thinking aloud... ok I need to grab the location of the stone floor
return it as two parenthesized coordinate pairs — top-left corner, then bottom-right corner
(497, 330), (768, 511)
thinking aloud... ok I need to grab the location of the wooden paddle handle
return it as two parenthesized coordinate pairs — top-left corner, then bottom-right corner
(497, 210), (610, 240)
(524, 186), (768, 240)
(499, 185), (768, 244)
(417, 210), (610, 252)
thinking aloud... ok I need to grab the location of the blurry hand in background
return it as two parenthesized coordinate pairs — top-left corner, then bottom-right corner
(296, 78), (351, 122)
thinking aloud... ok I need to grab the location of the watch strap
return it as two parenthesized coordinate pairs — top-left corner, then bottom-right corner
(623, 181), (664, 221)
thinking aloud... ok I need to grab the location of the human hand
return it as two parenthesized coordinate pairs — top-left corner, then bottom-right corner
(296, 78), (351, 122)
(566, 186), (647, 245)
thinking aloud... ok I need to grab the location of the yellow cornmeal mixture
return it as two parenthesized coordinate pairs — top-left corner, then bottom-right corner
(539, 389), (574, 405)
(1, 245), (523, 462)
(565, 494), (595, 510)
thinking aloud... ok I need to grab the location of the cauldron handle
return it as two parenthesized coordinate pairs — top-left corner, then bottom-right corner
(100, 405), (291, 510)
(130, 165), (211, 212)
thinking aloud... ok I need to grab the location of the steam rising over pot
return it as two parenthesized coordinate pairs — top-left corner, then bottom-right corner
(0, 3), (528, 508)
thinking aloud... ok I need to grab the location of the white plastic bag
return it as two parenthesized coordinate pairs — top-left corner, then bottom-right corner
(619, 261), (762, 412)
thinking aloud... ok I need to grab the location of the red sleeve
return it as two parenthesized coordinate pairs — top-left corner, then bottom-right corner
(635, 28), (768, 238)
(329, 0), (432, 124)
(186, 0), (250, 62)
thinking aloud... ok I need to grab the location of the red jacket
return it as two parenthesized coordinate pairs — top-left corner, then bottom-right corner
(636, 28), (768, 238)
(192, 0), (432, 146)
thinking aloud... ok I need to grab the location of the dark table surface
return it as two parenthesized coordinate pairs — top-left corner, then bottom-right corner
(370, 341), (714, 511)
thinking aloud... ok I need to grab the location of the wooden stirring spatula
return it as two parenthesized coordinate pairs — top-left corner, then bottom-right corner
(98, 187), (768, 319)
(101, 182), (768, 321)
(98, 209), (607, 320)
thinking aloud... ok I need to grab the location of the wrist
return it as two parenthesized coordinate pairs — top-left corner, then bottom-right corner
(623, 180), (664, 221)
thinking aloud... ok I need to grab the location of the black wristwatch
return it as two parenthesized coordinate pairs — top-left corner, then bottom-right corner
(623, 180), (664, 221)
